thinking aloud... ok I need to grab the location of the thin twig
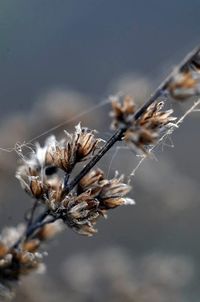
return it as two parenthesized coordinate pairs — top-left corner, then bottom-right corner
(25, 216), (56, 239)
(134, 44), (200, 119)
(12, 210), (50, 249)
(12, 44), (200, 250)
(26, 200), (39, 230)
(66, 45), (200, 193)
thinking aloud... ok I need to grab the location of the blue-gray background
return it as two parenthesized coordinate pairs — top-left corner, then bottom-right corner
(0, 1), (200, 301)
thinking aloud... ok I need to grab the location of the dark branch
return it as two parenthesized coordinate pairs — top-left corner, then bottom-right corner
(12, 44), (200, 251)
(66, 44), (200, 193)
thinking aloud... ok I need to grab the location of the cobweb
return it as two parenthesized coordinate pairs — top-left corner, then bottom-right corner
(0, 88), (199, 183)
(105, 98), (200, 183)
(0, 97), (112, 158)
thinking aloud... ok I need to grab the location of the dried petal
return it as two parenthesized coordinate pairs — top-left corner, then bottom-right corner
(110, 95), (136, 129)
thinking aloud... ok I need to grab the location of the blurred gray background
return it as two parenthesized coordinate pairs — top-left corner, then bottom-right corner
(0, 1), (200, 301)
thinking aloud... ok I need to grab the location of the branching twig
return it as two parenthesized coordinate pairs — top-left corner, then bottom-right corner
(66, 44), (200, 193)
(14, 44), (200, 248)
(1, 44), (200, 300)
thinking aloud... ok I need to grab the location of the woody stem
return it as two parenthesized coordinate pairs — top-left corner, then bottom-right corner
(66, 45), (200, 193)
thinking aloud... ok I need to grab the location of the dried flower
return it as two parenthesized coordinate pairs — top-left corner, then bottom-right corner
(165, 49), (200, 101)
(1, 44), (199, 300)
(64, 192), (100, 236)
(59, 169), (134, 236)
(98, 174), (134, 209)
(124, 101), (176, 154)
(78, 168), (104, 191)
(168, 71), (199, 100)
(110, 98), (176, 154)
(45, 123), (103, 172)
(16, 161), (47, 199)
(110, 95), (136, 130)
(0, 225), (45, 297)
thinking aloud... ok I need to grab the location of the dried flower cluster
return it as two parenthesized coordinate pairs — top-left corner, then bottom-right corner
(0, 45), (200, 300)
(0, 123), (135, 296)
(64, 169), (134, 236)
(16, 124), (103, 199)
(0, 222), (62, 299)
(16, 124), (133, 234)
(111, 97), (176, 154)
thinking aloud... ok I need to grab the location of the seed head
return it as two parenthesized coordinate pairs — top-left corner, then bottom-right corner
(45, 123), (103, 172)
(110, 97), (176, 154)
(168, 71), (198, 100)
(110, 95), (136, 130)
(60, 169), (134, 236)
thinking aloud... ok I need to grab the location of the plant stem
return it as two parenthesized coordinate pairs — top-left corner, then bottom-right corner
(12, 44), (200, 250)
(66, 127), (125, 192)
(66, 44), (200, 193)
(135, 44), (200, 119)
(12, 210), (50, 249)
(26, 200), (39, 230)
(25, 216), (56, 238)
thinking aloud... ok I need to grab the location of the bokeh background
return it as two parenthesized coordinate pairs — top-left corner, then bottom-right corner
(0, 1), (200, 301)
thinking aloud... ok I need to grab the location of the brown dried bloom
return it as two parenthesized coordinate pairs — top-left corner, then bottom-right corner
(15, 121), (133, 238)
(166, 50), (200, 101)
(45, 123), (103, 172)
(57, 169), (134, 236)
(15, 143), (49, 199)
(63, 192), (100, 236)
(16, 166), (47, 199)
(110, 95), (136, 130)
(110, 97), (176, 154)
(45, 175), (65, 210)
(0, 220), (64, 298)
(125, 101), (176, 154)
(1, 44), (199, 299)
(16, 134), (134, 237)
(0, 225), (45, 297)
(16, 123), (103, 202)
(168, 71), (199, 100)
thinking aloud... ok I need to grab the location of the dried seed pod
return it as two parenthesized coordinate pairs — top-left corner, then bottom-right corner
(117, 100), (177, 154)
(45, 124), (103, 172)
(45, 138), (74, 172)
(62, 191), (100, 236)
(46, 175), (65, 210)
(124, 127), (157, 154)
(98, 176), (134, 209)
(168, 71), (198, 100)
(110, 95), (136, 129)
(16, 163), (47, 199)
(78, 168), (104, 192)
(74, 124), (102, 159)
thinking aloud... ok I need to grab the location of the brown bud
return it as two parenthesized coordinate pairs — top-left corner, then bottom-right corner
(110, 95), (136, 129)
(23, 239), (40, 252)
(168, 72), (197, 100)
(30, 177), (45, 198)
